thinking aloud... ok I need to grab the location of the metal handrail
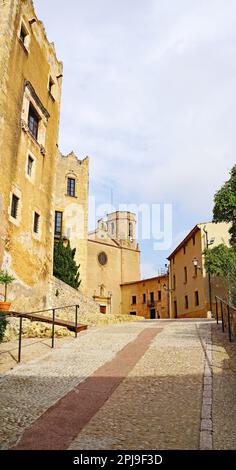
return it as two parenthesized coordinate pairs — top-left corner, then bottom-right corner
(7, 304), (80, 316)
(0, 304), (80, 363)
(215, 296), (236, 311)
(215, 296), (236, 342)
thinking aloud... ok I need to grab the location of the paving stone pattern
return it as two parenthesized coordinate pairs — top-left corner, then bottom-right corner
(0, 319), (235, 450)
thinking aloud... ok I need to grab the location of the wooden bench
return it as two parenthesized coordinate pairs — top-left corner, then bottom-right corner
(9, 311), (88, 333)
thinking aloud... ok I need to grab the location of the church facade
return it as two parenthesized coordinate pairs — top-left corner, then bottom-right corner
(87, 212), (141, 315)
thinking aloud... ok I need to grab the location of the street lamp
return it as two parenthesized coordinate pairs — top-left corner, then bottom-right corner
(193, 257), (202, 271)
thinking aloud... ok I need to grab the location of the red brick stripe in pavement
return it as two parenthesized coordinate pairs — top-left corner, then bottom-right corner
(13, 327), (161, 450)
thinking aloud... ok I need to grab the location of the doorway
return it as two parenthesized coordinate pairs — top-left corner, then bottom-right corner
(174, 301), (178, 318)
(150, 309), (156, 319)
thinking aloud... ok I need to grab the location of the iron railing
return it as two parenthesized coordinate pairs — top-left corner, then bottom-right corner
(0, 304), (80, 363)
(215, 296), (236, 342)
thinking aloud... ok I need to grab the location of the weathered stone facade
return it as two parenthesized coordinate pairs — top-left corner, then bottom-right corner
(54, 151), (89, 292)
(0, 0), (63, 309)
(87, 212), (141, 315)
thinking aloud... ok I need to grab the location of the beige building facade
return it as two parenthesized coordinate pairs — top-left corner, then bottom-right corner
(121, 275), (169, 319)
(168, 222), (231, 318)
(0, 0), (63, 309)
(87, 212), (141, 315)
(54, 151), (89, 292)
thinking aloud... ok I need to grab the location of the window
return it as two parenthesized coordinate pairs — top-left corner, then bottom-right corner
(98, 252), (107, 266)
(33, 212), (40, 234)
(132, 296), (137, 305)
(11, 194), (19, 219)
(67, 177), (75, 197)
(185, 295), (189, 309)
(130, 311), (137, 316)
(184, 267), (188, 284)
(28, 103), (39, 140)
(111, 222), (115, 235)
(143, 293), (146, 304)
(129, 222), (133, 238)
(195, 291), (200, 307)
(150, 292), (154, 303)
(27, 155), (34, 177)
(48, 76), (55, 96)
(183, 246), (186, 255)
(158, 290), (162, 301)
(55, 211), (63, 236)
(173, 275), (176, 290)
(20, 24), (28, 45)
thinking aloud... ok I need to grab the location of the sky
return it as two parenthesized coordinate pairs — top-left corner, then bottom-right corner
(34, 0), (236, 278)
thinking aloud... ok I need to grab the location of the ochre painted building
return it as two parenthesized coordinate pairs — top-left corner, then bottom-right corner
(87, 212), (141, 315)
(54, 151), (89, 292)
(0, 0), (63, 309)
(167, 222), (231, 318)
(121, 275), (169, 319)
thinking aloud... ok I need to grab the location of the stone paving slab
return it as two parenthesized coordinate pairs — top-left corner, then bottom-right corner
(69, 322), (210, 450)
(212, 324), (236, 450)
(13, 328), (160, 450)
(0, 323), (146, 449)
(1, 319), (235, 451)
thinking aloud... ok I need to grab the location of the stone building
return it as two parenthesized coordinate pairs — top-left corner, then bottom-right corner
(54, 150), (89, 292)
(0, 0), (63, 309)
(87, 212), (141, 315)
(167, 222), (231, 318)
(121, 275), (169, 319)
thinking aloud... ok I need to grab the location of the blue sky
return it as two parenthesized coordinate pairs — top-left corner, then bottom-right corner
(34, 0), (236, 278)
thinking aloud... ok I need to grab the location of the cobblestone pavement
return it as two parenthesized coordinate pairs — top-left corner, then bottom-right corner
(0, 336), (73, 373)
(212, 323), (236, 449)
(0, 319), (235, 450)
(69, 320), (210, 450)
(0, 323), (154, 449)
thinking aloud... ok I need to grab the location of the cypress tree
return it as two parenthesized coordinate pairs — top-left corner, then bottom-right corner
(53, 239), (81, 289)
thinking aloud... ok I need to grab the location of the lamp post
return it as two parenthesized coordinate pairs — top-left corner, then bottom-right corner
(203, 227), (215, 318)
(164, 263), (175, 318)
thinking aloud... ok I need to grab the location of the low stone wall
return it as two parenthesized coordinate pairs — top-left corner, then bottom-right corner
(3, 276), (144, 341)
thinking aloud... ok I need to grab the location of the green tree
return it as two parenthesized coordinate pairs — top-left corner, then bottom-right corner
(204, 244), (236, 306)
(213, 165), (236, 244)
(204, 165), (236, 306)
(53, 239), (81, 289)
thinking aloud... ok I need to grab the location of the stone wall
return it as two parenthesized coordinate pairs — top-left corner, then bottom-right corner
(3, 276), (144, 341)
(0, 0), (63, 300)
(47, 276), (100, 319)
